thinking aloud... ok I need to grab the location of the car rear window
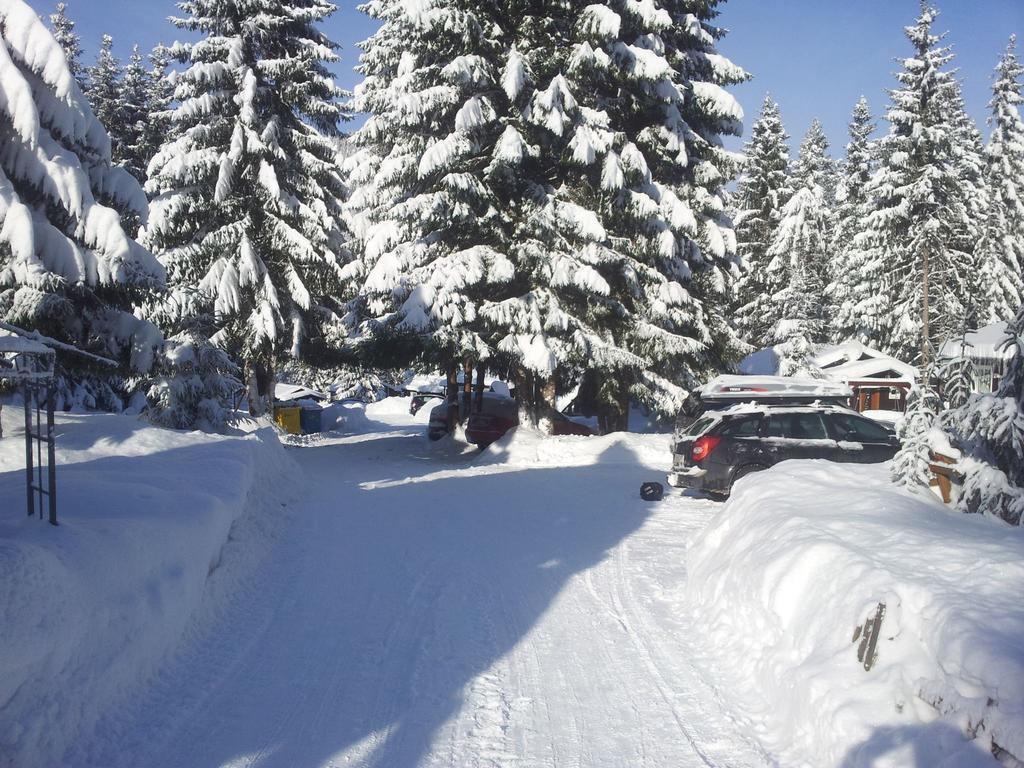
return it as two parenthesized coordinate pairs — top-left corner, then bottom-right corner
(684, 416), (717, 437)
(828, 413), (892, 443)
(764, 413), (828, 440)
(717, 416), (761, 437)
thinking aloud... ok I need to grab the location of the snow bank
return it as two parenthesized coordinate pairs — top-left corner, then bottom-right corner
(0, 411), (299, 767)
(687, 460), (1024, 767)
(477, 425), (670, 469)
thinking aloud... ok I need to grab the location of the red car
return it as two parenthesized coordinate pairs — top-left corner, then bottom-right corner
(428, 395), (594, 446)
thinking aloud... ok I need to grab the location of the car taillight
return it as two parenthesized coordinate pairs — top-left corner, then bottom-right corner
(691, 435), (721, 462)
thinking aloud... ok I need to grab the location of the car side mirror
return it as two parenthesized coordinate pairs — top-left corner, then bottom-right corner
(888, 435), (899, 447)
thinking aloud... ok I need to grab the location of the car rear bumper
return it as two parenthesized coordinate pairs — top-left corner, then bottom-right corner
(667, 466), (707, 488)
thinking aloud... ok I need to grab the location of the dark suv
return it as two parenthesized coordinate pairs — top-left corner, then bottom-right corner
(667, 404), (899, 496)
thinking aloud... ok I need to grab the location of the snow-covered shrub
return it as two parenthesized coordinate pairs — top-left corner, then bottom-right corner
(147, 333), (241, 430)
(892, 376), (941, 490)
(941, 305), (1024, 525)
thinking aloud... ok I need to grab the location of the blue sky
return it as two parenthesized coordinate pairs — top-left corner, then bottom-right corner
(50, 0), (1023, 155)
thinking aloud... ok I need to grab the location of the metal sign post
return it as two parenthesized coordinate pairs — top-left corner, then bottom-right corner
(22, 380), (57, 524)
(2, 334), (57, 525)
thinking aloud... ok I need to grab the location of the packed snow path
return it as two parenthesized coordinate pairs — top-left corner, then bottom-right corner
(77, 407), (769, 768)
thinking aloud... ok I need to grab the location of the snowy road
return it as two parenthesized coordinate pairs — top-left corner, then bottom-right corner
(76, 407), (768, 768)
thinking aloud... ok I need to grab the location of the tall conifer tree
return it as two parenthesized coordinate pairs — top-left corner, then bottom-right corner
(343, 0), (513, 377)
(48, 2), (85, 90)
(980, 35), (1024, 323)
(733, 96), (791, 349)
(347, 0), (748, 428)
(144, 0), (350, 412)
(830, 97), (877, 343)
(0, 0), (163, 408)
(118, 45), (151, 183)
(853, 3), (975, 365)
(86, 35), (124, 151)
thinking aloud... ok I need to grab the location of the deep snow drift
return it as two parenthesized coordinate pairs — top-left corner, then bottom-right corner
(0, 410), (298, 767)
(687, 460), (1024, 767)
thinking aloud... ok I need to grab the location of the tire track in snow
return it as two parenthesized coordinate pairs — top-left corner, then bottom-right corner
(604, 533), (775, 768)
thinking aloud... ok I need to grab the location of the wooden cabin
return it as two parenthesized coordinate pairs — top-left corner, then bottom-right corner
(810, 343), (917, 414)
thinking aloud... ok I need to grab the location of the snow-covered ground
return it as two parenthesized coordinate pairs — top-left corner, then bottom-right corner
(0, 409), (298, 768)
(38, 398), (768, 768)
(688, 461), (1024, 768)
(4, 397), (1019, 767)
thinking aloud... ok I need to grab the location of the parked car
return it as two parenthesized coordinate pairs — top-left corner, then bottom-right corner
(409, 391), (443, 415)
(667, 375), (898, 496)
(667, 401), (899, 496)
(428, 394), (594, 446)
(411, 379), (514, 416)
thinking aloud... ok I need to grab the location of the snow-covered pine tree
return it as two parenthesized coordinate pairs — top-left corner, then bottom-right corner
(941, 77), (989, 328)
(48, 2), (85, 90)
(855, 3), (976, 366)
(343, 0), (513, 383)
(769, 262), (822, 378)
(979, 35), (1024, 323)
(347, 0), (747, 430)
(141, 44), (175, 178)
(0, 0), (163, 409)
(733, 96), (791, 349)
(940, 302), (1024, 525)
(86, 35), (125, 156)
(117, 45), (152, 183)
(765, 119), (832, 345)
(495, 0), (748, 427)
(145, 0), (350, 414)
(830, 97), (878, 343)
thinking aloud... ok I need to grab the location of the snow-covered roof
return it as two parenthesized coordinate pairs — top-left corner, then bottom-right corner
(701, 374), (852, 401)
(939, 322), (1015, 362)
(275, 382), (327, 402)
(811, 341), (917, 384)
(741, 342), (916, 385)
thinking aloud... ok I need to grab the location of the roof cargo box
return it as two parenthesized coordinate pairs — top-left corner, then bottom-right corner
(699, 375), (853, 402)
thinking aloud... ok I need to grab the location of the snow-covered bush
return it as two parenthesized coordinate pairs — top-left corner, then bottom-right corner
(0, 0), (164, 407)
(892, 375), (942, 489)
(941, 304), (1024, 525)
(147, 332), (241, 430)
